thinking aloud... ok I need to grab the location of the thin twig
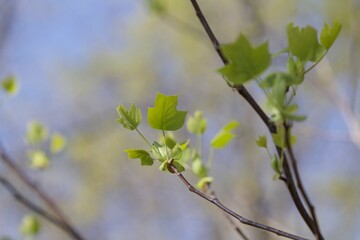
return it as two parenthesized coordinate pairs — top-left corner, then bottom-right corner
(205, 183), (250, 240)
(0, 146), (86, 240)
(169, 164), (308, 240)
(284, 124), (323, 240)
(0, 175), (69, 231)
(276, 147), (317, 236)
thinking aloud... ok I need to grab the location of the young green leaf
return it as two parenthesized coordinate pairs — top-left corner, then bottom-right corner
(255, 135), (267, 148)
(1, 76), (19, 95)
(287, 23), (325, 62)
(211, 121), (239, 149)
(219, 34), (271, 84)
(20, 215), (41, 236)
(116, 104), (142, 130)
(146, 0), (166, 14)
(124, 149), (154, 166)
(271, 155), (281, 174)
(26, 121), (49, 145)
(148, 92), (187, 131)
(28, 150), (50, 170)
(50, 133), (66, 154)
(196, 176), (213, 191)
(320, 21), (342, 50)
(192, 157), (207, 178)
(272, 127), (297, 148)
(186, 111), (207, 135)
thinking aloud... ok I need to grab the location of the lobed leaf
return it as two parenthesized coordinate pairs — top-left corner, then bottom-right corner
(287, 23), (325, 62)
(148, 93), (187, 131)
(124, 149), (154, 166)
(116, 104), (142, 130)
(219, 34), (271, 84)
(211, 121), (239, 149)
(320, 21), (341, 50)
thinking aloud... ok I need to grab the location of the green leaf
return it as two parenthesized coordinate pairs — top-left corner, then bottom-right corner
(260, 72), (299, 88)
(219, 34), (271, 84)
(20, 215), (41, 236)
(255, 135), (267, 148)
(28, 150), (50, 170)
(50, 133), (66, 154)
(170, 146), (183, 160)
(320, 21), (341, 50)
(162, 132), (177, 149)
(186, 111), (207, 135)
(2, 76), (19, 95)
(171, 161), (185, 172)
(151, 141), (172, 161)
(196, 176), (213, 190)
(211, 121), (239, 149)
(26, 121), (48, 145)
(192, 157), (207, 178)
(271, 127), (297, 148)
(287, 23), (325, 62)
(124, 149), (154, 166)
(116, 104), (142, 130)
(146, 0), (166, 14)
(148, 93), (187, 131)
(287, 57), (305, 83)
(271, 155), (281, 174)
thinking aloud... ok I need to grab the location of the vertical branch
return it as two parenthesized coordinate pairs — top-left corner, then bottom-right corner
(0, 147), (86, 240)
(284, 124), (323, 240)
(185, 0), (321, 238)
(0, 176), (70, 232)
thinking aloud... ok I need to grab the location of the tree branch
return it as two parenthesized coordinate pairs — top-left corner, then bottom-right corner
(205, 183), (250, 240)
(188, 0), (276, 132)
(0, 175), (70, 232)
(0, 146), (86, 240)
(186, 1), (321, 238)
(284, 124), (323, 240)
(169, 164), (308, 240)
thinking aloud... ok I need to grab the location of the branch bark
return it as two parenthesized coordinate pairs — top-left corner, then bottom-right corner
(186, 0), (322, 238)
(169, 164), (309, 240)
(0, 146), (86, 240)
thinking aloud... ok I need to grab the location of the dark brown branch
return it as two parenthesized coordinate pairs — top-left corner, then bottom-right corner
(205, 183), (250, 240)
(277, 147), (317, 236)
(0, 176), (69, 231)
(0, 147), (86, 240)
(188, 0), (276, 132)
(284, 124), (323, 240)
(169, 164), (308, 240)
(186, 1), (320, 238)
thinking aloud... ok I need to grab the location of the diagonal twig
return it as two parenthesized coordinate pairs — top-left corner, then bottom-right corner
(0, 146), (86, 240)
(205, 183), (250, 240)
(0, 175), (68, 231)
(169, 164), (309, 240)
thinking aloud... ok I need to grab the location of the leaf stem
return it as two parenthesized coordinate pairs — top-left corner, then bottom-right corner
(303, 50), (328, 75)
(135, 128), (152, 148)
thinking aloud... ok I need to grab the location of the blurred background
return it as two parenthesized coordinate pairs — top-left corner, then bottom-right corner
(0, 0), (359, 239)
